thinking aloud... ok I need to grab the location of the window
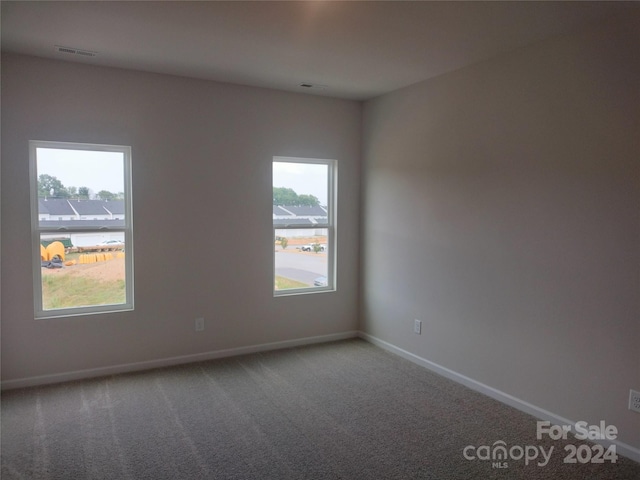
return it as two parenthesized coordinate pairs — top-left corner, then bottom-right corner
(30, 141), (134, 318)
(273, 157), (335, 295)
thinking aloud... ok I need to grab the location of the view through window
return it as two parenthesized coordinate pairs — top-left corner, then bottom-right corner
(30, 141), (133, 317)
(273, 157), (335, 294)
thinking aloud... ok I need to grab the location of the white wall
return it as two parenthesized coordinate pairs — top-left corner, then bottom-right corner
(1, 54), (361, 382)
(361, 16), (640, 450)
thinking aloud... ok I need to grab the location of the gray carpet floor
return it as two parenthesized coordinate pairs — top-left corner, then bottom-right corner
(2, 339), (639, 479)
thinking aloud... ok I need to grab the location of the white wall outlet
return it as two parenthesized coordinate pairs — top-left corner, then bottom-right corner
(414, 319), (422, 334)
(195, 317), (205, 332)
(630, 389), (640, 413)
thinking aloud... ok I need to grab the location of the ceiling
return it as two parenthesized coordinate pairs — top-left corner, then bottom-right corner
(1, 1), (635, 101)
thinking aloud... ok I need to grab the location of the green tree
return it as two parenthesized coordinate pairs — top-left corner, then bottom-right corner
(273, 188), (321, 206)
(78, 186), (90, 199)
(97, 190), (116, 201)
(280, 237), (288, 250)
(38, 174), (69, 198)
(297, 194), (320, 207)
(67, 186), (78, 197)
(273, 187), (299, 205)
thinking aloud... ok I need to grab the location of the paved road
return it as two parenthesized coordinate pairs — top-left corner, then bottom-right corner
(275, 249), (327, 285)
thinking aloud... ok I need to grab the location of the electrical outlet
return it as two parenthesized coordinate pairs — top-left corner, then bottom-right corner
(414, 319), (422, 335)
(195, 317), (205, 332)
(630, 389), (640, 413)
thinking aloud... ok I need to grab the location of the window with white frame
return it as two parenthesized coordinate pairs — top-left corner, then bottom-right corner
(30, 141), (134, 318)
(273, 157), (335, 294)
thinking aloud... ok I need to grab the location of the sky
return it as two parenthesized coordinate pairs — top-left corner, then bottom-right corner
(273, 160), (328, 205)
(37, 148), (125, 193)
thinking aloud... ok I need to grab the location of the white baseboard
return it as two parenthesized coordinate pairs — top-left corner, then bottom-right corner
(3, 329), (637, 463)
(358, 331), (640, 464)
(0, 331), (359, 391)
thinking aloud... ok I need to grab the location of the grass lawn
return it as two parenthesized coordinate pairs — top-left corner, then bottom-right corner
(42, 274), (125, 309)
(275, 276), (309, 290)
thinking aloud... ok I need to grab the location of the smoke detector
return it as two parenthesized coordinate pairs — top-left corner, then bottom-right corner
(54, 45), (98, 57)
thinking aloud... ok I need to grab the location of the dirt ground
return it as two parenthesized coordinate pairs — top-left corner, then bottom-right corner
(277, 236), (327, 246)
(277, 236), (328, 255)
(40, 238), (320, 282)
(41, 257), (125, 282)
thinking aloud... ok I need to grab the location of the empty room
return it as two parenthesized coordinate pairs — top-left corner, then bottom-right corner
(1, 1), (639, 479)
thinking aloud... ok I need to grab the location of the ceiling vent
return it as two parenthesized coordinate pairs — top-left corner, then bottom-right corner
(299, 83), (327, 90)
(54, 45), (97, 57)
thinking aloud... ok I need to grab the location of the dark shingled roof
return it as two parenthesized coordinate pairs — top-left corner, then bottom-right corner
(68, 200), (109, 215)
(283, 205), (327, 216)
(38, 199), (50, 215)
(103, 200), (125, 215)
(273, 218), (315, 227)
(273, 205), (291, 215)
(39, 199), (76, 215)
(38, 199), (125, 217)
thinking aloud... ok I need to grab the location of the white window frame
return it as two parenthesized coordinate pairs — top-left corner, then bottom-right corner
(30, 140), (134, 318)
(273, 156), (336, 296)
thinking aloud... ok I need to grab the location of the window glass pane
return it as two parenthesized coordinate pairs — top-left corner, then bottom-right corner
(32, 141), (133, 317)
(273, 158), (333, 293)
(39, 234), (127, 310)
(36, 148), (125, 229)
(275, 228), (328, 291)
(273, 162), (328, 210)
